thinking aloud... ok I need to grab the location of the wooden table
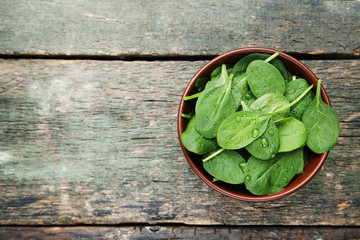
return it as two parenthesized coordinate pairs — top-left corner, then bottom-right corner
(0, 1), (359, 239)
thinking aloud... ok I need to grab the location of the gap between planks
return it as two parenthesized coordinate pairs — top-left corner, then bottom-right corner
(1, 223), (360, 228)
(0, 52), (359, 62)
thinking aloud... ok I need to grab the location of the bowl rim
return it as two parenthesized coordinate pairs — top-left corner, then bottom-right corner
(177, 47), (330, 202)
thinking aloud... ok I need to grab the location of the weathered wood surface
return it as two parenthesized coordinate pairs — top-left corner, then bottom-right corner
(0, 59), (359, 226)
(1, 0), (359, 56)
(1, 226), (360, 240)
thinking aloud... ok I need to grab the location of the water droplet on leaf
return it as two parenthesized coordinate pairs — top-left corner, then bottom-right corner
(252, 129), (260, 138)
(250, 119), (256, 125)
(240, 163), (247, 172)
(236, 116), (241, 122)
(261, 138), (269, 147)
(245, 93), (253, 100)
(245, 175), (251, 182)
(268, 129), (274, 135)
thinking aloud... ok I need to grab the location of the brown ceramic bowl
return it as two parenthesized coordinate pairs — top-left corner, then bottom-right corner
(177, 47), (330, 202)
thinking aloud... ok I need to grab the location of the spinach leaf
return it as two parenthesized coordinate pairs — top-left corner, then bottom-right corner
(243, 89), (257, 107)
(232, 53), (268, 76)
(302, 79), (340, 154)
(217, 111), (271, 149)
(241, 100), (252, 112)
(231, 73), (249, 108)
(181, 117), (218, 155)
(283, 70), (293, 84)
(245, 148), (304, 195)
(217, 85), (314, 151)
(296, 149), (306, 174)
(285, 78), (315, 120)
(245, 118), (280, 160)
(250, 93), (290, 121)
(194, 65), (237, 138)
(232, 53), (288, 79)
(203, 150), (246, 184)
(195, 77), (210, 92)
(275, 117), (307, 152)
(246, 60), (286, 98)
(210, 64), (234, 79)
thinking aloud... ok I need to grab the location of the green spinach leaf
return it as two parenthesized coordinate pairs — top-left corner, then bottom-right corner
(231, 73), (249, 108)
(194, 65), (237, 138)
(217, 111), (271, 149)
(181, 117), (218, 155)
(285, 78), (315, 120)
(232, 53), (288, 79)
(250, 93), (290, 121)
(210, 64), (234, 79)
(195, 77), (210, 92)
(245, 118), (280, 160)
(245, 148), (304, 195)
(203, 150), (246, 184)
(246, 60), (285, 98)
(243, 89), (257, 106)
(302, 79), (340, 154)
(275, 117), (307, 152)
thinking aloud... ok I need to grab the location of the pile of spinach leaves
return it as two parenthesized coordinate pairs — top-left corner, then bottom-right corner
(181, 52), (340, 196)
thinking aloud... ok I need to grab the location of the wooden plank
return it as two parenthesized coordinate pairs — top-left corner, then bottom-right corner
(0, 0), (359, 56)
(1, 226), (360, 240)
(0, 59), (359, 226)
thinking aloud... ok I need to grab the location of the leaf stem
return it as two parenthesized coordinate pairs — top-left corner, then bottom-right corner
(316, 79), (322, 103)
(184, 92), (201, 101)
(181, 113), (192, 119)
(241, 101), (251, 111)
(202, 148), (225, 162)
(264, 52), (280, 63)
(267, 84), (314, 116)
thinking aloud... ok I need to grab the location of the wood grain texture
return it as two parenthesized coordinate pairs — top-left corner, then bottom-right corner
(0, 0), (359, 56)
(1, 226), (360, 240)
(0, 59), (359, 226)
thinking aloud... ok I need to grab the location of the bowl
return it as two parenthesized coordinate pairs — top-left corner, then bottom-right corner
(177, 47), (330, 202)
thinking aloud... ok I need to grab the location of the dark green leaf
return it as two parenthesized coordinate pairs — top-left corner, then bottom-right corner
(246, 60), (285, 98)
(275, 117), (307, 152)
(181, 117), (218, 155)
(245, 148), (304, 195)
(250, 93), (290, 121)
(302, 80), (340, 154)
(210, 64), (234, 79)
(285, 78), (315, 120)
(194, 65), (237, 138)
(203, 150), (246, 184)
(195, 77), (210, 92)
(246, 119), (280, 160)
(232, 53), (288, 79)
(231, 73), (249, 108)
(217, 111), (271, 149)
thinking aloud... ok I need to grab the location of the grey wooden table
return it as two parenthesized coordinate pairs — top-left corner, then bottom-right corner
(0, 1), (359, 239)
